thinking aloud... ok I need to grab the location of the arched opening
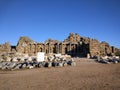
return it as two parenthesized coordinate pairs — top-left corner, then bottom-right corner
(40, 48), (42, 52)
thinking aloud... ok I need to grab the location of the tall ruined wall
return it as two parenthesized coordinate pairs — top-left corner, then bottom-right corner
(63, 33), (90, 57)
(15, 33), (118, 57)
(16, 36), (34, 55)
(89, 39), (100, 57)
(114, 48), (120, 56)
(100, 42), (112, 56)
(0, 33), (118, 57)
(64, 33), (81, 43)
(0, 42), (11, 54)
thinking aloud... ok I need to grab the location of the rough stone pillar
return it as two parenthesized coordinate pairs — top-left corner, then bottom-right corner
(69, 43), (71, 54)
(44, 44), (46, 53)
(30, 44), (32, 55)
(35, 44), (37, 53)
(57, 43), (59, 53)
(48, 43), (50, 53)
(59, 44), (61, 53)
(61, 43), (63, 54)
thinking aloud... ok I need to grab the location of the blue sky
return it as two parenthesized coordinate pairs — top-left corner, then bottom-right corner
(0, 0), (120, 48)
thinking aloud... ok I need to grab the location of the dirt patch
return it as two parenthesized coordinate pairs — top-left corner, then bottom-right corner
(0, 58), (120, 90)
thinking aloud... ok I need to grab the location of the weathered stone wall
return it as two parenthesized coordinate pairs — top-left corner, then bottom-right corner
(0, 42), (11, 54)
(0, 33), (118, 58)
(89, 39), (100, 57)
(100, 42), (112, 56)
(14, 33), (119, 57)
(64, 33), (81, 43)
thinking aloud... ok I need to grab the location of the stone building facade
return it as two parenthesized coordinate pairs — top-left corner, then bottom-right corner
(0, 33), (119, 57)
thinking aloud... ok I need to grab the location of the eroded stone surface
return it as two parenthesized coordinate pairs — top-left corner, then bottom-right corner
(0, 33), (119, 60)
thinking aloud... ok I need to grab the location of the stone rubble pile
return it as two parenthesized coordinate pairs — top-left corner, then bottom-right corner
(97, 56), (120, 64)
(0, 53), (76, 70)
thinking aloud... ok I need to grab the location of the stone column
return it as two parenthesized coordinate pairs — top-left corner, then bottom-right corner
(57, 43), (59, 53)
(59, 44), (61, 53)
(30, 44), (32, 55)
(48, 43), (50, 53)
(69, 43), (71, 54)
(35, 44), (37, 53)
(61, 43), (63, 54)
(44, 44), (46, 53)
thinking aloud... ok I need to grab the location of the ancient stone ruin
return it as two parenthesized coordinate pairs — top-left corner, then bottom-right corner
(0, 33), (120, 70)
(0, 33), (119, 58)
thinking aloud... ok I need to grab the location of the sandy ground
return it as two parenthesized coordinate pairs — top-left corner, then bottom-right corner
(0, 58), (120, 90)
